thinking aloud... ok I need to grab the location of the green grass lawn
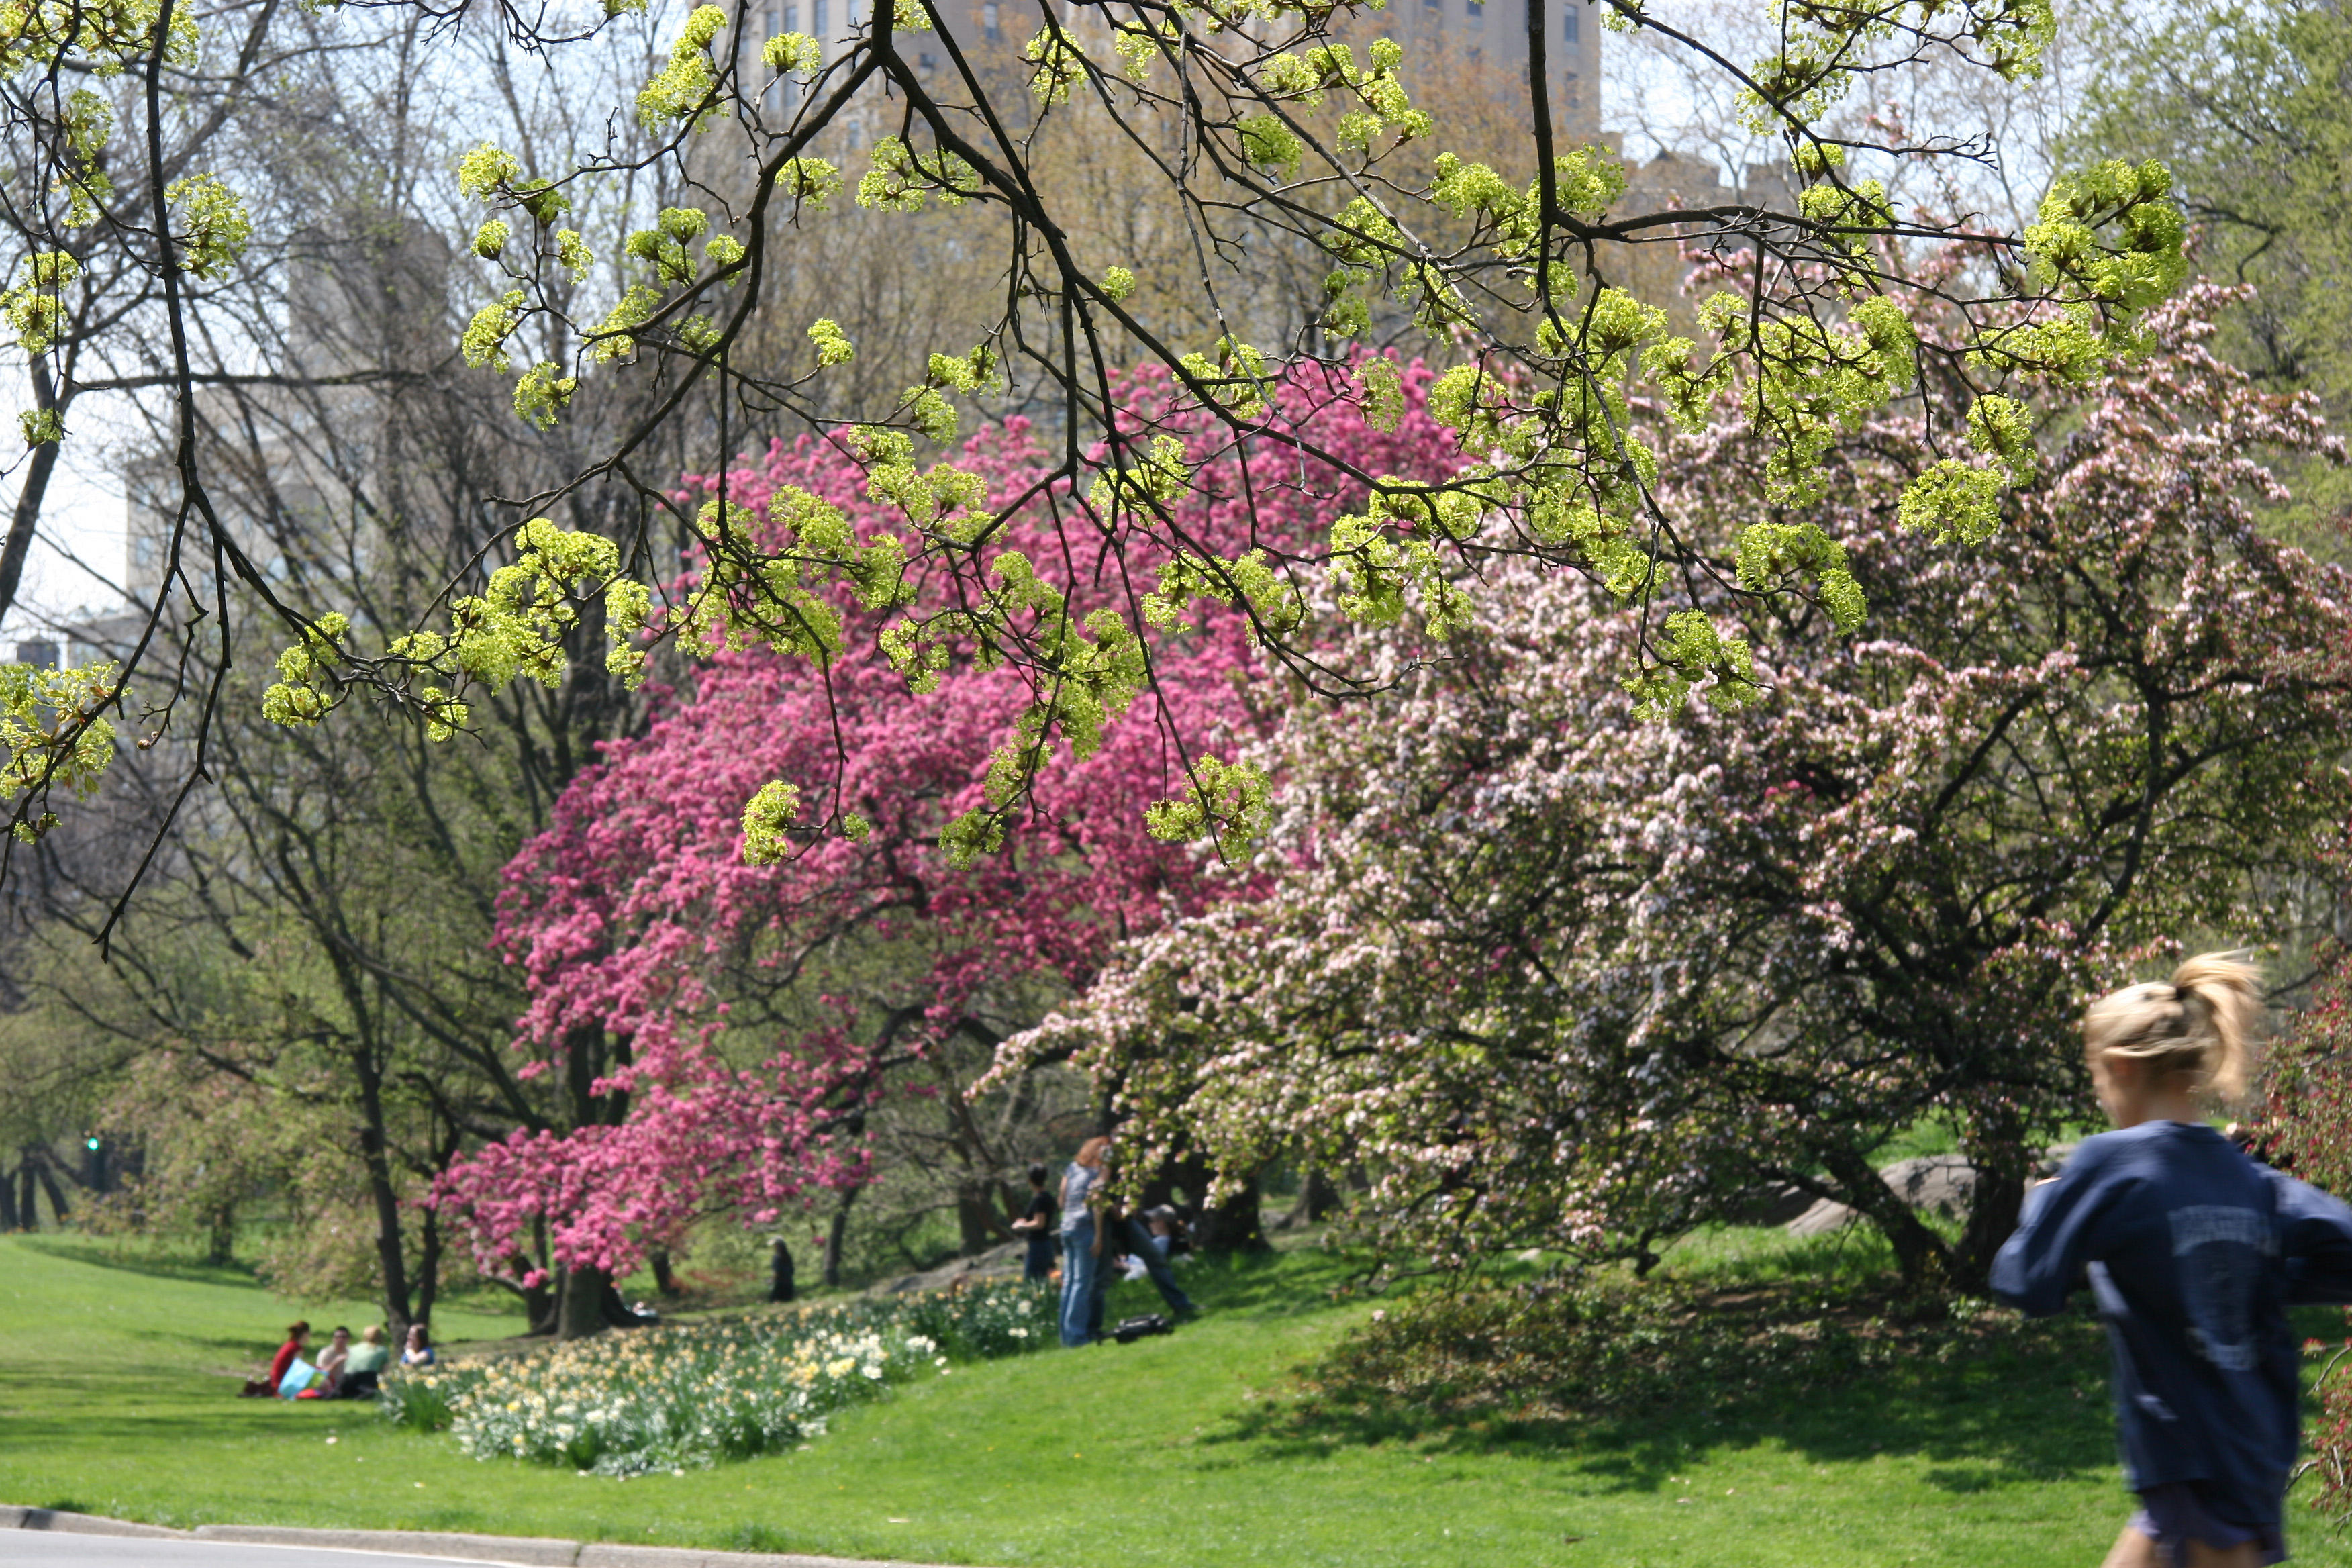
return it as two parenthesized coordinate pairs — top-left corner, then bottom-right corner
(5, 1230), (2351, 1568)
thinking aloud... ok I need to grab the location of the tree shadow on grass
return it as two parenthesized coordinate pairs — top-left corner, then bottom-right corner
(14, 1236), (266, 1289)
(1213, 1307), (2120, 1496)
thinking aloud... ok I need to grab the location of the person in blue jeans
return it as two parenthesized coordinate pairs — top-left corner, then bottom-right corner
(1992, 953), (2352, 1568)
(1057, 1136), (1111, 1346)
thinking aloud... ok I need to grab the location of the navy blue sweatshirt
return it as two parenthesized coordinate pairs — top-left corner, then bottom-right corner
(1991, 1121), (2352, 1530)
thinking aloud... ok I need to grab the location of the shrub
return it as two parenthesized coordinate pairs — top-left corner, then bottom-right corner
(1294, 1272), (2081, 1428)
(379, 1278), (1053, 1474)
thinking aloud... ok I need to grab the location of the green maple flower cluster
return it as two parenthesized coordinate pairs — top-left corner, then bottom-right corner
(264, 522), (652, 742)
(0, 660), (117, 843)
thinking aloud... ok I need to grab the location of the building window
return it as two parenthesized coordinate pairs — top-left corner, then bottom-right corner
(1563, 3), (1578, 42)
(1467, 0), (1481, 16)
(983, 0), (998, 36)
(918, 49), (936, 68)
(813, 0), (828, 34)
(784, 3), (798, 28)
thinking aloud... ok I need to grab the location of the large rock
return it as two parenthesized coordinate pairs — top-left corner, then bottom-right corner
(869, 1238), (1030, 1296)
(1781, 1146), (2075, 1236)
(1879, 1155), (1978, 1220)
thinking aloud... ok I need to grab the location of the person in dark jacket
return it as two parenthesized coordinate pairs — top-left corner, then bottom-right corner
(1992, 953), (2352, 1567)
(1011, 1163), (1059, 1281)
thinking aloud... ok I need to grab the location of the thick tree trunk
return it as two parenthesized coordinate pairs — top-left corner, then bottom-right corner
(768, 1236), (797, 1304)
(0, 1162), (17, 1230)
(411, 1204), (443, 1338)
(520, 1270), (558, 1337)
(205, 1204), (236, 1265)
(555, 1265), (609, 1340)
(1196, 1176), (1271, 1255)
(823, 1187), (859, 1288)
(1953, 1164), (2028, 1294)
(649, 1247), (680, 1297)
(955, 1183), (1008, 1256)
(1279, 1168), (1341, 1229)
(0, 362), (65, 624)
(350, 1048), (415, 1335)
(32, 1157), (69, 1224)
(1822, 1145), (1950, 1290)
(17, 1163), (36, 1230)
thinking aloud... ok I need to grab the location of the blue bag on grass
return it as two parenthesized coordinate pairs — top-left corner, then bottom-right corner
(277, 1357), (317, 1398)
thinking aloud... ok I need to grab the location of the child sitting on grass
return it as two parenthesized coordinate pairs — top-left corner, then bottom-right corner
(1994, 954), (2352, 1567)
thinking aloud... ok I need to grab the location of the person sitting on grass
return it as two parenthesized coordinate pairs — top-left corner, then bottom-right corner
(242, 1321), (310, 1398)
(1993, 953), (2352, 1568)
(312, 1326), (352, 1395)
(337, 1326), (390, 1399)
(401, 1322), (435, 1367)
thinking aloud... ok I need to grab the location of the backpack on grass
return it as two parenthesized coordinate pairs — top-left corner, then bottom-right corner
(1113, 1314), (1171, 1344)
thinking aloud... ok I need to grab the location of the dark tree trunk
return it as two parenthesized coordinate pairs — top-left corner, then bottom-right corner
(556, 1265), (609, 1340)
(955, 1183), (1008, 1256)
(522, 1273), (558, 1337)
(1195, 1176), (1271, 1255)
(352, 1064), (415, 1334)
(823, 1187), (859, 1288)
(1279, 1168), (1341, 1229)
(0, 361), (65, 624)
(1953, 1164), (2028, 1294)
(649, 1247), (681, 1297)
(205, 1204), (236, 1265)
(411, 1204), (443, 1338)
(768, 1236), (797, 1304)
(0, 1162), (17, 1230)
(599, 1281), (656, 1327)
(32, 1156), (69, 1223)
(17, 1162), (36, 1230)
(1823, 1144), (1950, 1290)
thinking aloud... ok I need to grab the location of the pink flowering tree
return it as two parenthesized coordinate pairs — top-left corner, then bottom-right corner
(1001, 285), (2352, 1294)
(433, 362), (1465, 1334)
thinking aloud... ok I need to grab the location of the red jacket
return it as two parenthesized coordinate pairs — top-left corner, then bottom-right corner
(267, 1339), (302, 1387)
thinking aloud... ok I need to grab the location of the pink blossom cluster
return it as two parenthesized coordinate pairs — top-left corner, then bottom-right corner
(433, 360), (1467, 1283)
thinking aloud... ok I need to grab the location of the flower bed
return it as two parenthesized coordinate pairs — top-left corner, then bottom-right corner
(381, 1278), (1055, 1475)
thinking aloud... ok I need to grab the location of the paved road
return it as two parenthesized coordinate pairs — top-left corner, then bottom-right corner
(0, 1537), (518, 1568)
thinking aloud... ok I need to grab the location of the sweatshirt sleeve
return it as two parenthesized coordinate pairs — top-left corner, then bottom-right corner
(2271, 1169), (2352, 1305)
(1990, 1142), (2122, 1317)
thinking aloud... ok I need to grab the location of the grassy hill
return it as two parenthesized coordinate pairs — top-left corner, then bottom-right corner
(3, 1229), (2347, 1567)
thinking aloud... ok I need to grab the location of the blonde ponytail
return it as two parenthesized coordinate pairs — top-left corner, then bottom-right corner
(2083, 951), (2263, 1104)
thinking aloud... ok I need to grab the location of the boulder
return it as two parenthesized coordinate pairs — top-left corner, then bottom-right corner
(1785, 1196), (1860, 1237)
(1781, 1145), (2079, 1236)
(869, 1238), (1029, 1296)
(1879, 1155), (1978, 1220)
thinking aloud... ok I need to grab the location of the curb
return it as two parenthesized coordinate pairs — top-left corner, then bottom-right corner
(2, 1506), (965, 1568)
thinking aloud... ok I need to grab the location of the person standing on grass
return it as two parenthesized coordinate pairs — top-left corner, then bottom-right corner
(1992, 954), (2352, 1568)
(1058, 1136), (1112, 1346)
(1011, 1163), (1059, 1282)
